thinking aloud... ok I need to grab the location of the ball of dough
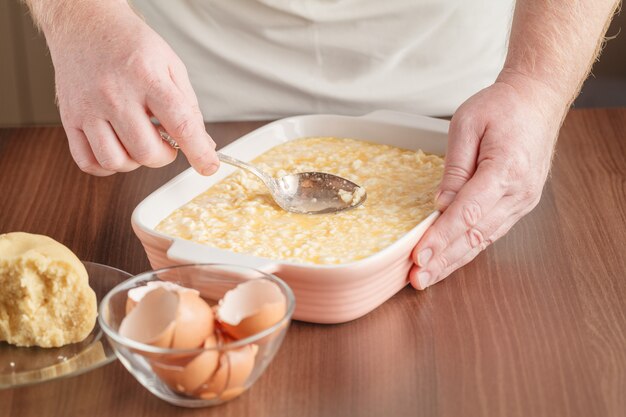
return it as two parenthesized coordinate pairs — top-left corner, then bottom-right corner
(0, 232), (97, 348)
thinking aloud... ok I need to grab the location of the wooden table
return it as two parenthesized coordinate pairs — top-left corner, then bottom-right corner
(0, 109), (625, 417)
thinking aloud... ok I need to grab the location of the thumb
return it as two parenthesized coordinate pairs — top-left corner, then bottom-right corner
(437, 114), (484, 210)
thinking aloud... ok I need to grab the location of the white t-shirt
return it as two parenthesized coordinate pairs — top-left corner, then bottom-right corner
(132, 0), (514, 121)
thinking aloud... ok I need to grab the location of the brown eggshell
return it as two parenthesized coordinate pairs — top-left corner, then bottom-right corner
(216, 280), (286, 340)
(218, 387), (248, 401)
(220, 301), (286, 340)
(125, 282), (200, 315)
(119, 287), (178, 348)
(150, 335), (220, 394)
(171, 291), (214, 349)
(196, 342), (258, 399)
(151, 361), (185, 392)
(125, 298), (136, 316)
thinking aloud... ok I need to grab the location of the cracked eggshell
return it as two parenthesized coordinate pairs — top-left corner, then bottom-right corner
(197, 339), (258, 400)
(171, 290), (214, 349)
(150, 334), (220, 394)
(119, 287), (178, 348)
(216, 280), (286, 340)
(120, 285), (214, 352)
(125, 281), (200, 315)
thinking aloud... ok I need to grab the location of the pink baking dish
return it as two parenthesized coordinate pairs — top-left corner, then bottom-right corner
(131, 110), (448, 324)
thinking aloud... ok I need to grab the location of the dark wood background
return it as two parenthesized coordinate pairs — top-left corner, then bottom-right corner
(0, 109), (625, 417)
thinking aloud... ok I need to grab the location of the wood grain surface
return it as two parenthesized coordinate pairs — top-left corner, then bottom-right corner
(0, 109), (624, 417)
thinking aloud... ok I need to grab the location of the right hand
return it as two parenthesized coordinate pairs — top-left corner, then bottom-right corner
(45, 2), (219, 176)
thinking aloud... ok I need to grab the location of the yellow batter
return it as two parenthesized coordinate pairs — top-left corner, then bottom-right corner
(157, 137), (444, 264)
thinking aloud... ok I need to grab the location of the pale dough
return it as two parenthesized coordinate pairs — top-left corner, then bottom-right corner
(0, 232), (97, 347)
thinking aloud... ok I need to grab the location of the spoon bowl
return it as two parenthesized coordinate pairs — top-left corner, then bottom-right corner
(276, 172), (366, 214)
(216, 153), (367, 215)
(160, 131), (367, 214)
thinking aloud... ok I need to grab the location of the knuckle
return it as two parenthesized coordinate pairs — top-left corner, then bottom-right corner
(137, 152), (160, 167)
(477, 157), (502, 175)
(530, 193), (542, 209)
(491, 224), (513, 242)
(106, 98), (127, 118)
(478, 158), (510, 191)
(135, 58), (154, 77)
(129, 54), (156, 79)
(437, 254), (450, 271)
(174, 117), (193, 139)
(134, 146), (172, 168)
(461, 201), (482, 227)
(89, 133), (117, 159)
(144, 157), (171, 168)
(95, 78), (118, 106)
(74, 158), (94, 172)
(513, 182), (543, 209)
(444, 163), (473, 183)
(519, 186), (535, 201)
(171, 59), (189, 76)
(157, 150), (178, 166)
(75, 159), (101, 175)
(95, 77), (113, 93)
(98, 155), (124, 171)
(435, 270), (452, 285)
(431, 228), (451, 251)
(58, 106), (77, 126)
(145, 73), (168, 98)
(131, 143), (158, 165)
(466, 228), (490, 250)
(519, 192), (542, 216)
(172, 116), (199, 141)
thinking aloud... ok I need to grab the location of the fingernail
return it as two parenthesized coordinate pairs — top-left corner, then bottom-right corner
(417, 248), (432, 267)
(417, 271), (431, 289)
(201, 163), (219, 176)
(436, 191), (456, 208)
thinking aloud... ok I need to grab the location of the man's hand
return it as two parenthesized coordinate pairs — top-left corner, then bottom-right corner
(410, 74), (565, 290)
(35, 1), (218, 176)
(409, 0), (619, 290)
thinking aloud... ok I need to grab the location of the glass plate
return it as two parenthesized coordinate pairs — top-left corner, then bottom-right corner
(0, 262), (132, 389)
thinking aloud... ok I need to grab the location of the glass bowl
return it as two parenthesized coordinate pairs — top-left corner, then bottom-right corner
(98, 264), (295, 407)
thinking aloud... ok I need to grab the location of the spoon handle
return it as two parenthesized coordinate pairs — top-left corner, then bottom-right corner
(160, 130), (275, 187)
(216, 152), (275, 186)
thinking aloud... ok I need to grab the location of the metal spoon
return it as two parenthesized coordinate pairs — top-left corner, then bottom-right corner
(160, 131), (367, 214)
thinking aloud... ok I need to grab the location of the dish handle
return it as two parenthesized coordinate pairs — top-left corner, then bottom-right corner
(359, 109), (450, 132)
(166, 239), (280, 274)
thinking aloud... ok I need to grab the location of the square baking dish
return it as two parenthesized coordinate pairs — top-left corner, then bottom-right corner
(131, 110), (448, 324)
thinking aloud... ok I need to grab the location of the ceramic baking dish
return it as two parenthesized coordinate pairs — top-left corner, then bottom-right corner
(131, 110), (448, 324)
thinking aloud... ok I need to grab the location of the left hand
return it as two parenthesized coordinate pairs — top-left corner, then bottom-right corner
(409, 72), (567, 290)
